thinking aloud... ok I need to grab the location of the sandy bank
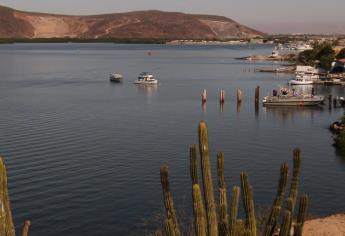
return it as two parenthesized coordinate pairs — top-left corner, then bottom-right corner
(303, 214), (345, 236)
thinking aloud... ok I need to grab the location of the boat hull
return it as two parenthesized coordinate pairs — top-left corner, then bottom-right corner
(134, 80), (158, 85)
(263, 96), (324, 106)
(289, 80), (313, 85)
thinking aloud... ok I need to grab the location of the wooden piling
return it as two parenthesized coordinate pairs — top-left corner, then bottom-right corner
(220, 90), (225, 104)
(255, 86), (260, 106)
(237, 89), (242, 104)
(202, 89), (207, 103)
(328, 95), (332, 109)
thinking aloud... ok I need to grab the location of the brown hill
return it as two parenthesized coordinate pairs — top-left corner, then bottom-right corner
(0, 5), (265, 39)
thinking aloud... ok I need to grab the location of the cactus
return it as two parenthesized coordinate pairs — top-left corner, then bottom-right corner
(0, 158), (15, 236)
(263, 206), (281, 236)
(240, 172), (256, 236)
(293, 194), (309, 236)
(160, 166), (180, 236)
(192, 184), (207, 236)
(219, 219), (230, 236)
(229, 186), (240, 236)
(279, 211), (292, 236)
(264, 163), (289, 236)
(217, 152), (226, 189)
(287, 148), (301, 213)
(198, 121), (218, 236)
(21, 220), (30, 236)
(217, 152), (229, 234)
(164, 218), (177, 236)
(190, 145), (199, 185)
(235, 219), (246, 236)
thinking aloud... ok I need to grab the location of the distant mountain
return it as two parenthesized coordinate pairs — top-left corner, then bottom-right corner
(0, 5), (266, 39)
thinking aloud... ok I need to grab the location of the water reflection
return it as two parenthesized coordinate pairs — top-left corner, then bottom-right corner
(202, 102), (206, 113)
(263, 106), (324, 122)
(136, 84), (158, 104)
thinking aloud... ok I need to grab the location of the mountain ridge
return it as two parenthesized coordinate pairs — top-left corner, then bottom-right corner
(0, 5), (266, 39)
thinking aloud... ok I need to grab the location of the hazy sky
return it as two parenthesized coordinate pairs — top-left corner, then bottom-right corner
(1, 0), (344, 34)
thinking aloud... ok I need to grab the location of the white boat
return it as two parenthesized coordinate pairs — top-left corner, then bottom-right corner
(263, 88), (324, 106)
(109, 73), (123, 82)
(289, 74), (314, 85)
(296, 44), (313, 51)
(134, 72), (158, 85)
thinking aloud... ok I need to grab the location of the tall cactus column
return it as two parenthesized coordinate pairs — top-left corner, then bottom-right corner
(240, 172), (256, 236)
(160, 166), (181, 236)
(0, 158), (15, 236)
(263, 162), (289, 236)
(217, 152), (230, 235)
(198, 122), (218, 236)
(288, 148), (301, 213)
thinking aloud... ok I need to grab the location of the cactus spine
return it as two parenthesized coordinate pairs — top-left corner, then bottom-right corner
(229, 186), (240, 236)
(192, 184), (208, 236)
(190, 145), (199, 185)
(288, 148), (301, 213)
(198, 121), (218, 236)
(293, 194), (309, 236)
(240, 172), (256, 236)
(0, 158), (15, 236)
(264, 162), (289, 236)
(160, 166), (181, 236)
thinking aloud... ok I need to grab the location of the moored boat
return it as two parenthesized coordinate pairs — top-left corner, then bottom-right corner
(134, 72), (158, 85)
(109, 73), (123, 82)
(289, 74), (314, 85)
(263, 88), (324, 106)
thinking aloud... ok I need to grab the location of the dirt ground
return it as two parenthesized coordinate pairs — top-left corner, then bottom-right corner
(303, 214), (345, 236)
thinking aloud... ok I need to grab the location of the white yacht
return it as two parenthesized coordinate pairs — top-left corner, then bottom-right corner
(289, 74), (314, 85)
(109, 73), (123, 82)
(134, 72), (158, 85)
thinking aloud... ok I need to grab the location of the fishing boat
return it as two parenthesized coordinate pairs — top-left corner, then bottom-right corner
(134, 72), (158, 85)
(109, 73), (123, 82)
(263, 88), (324, 106)
(289, 74), (313, 85)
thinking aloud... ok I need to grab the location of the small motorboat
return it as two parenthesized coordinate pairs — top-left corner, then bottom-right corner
(109, 73), (123, 82)
(134, 72), (158, 85)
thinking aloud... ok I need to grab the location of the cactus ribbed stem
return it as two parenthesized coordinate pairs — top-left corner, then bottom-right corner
(219, 219), (230, 236)
(288, 148), (301, 213)
(293, 194), (309, 236)
(217, 152), (226, 189)
(21, 220), (30, 236)
(0, 158), (15, 236)
(279, 211), (292, 236)
(190, 145), (199, 185)
(198, 121), (218, 236)
(217, 152), (229, 233)
(164, 218), (177, 236)
(160, 166), (180, 236)
(264, 163), (288, 236)
(192, 184), (207, 236)
(229, 186), (240, 236)
(240, 172), (256, 236)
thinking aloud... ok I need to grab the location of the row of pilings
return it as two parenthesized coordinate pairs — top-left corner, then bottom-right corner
(201, 86), (260, 105)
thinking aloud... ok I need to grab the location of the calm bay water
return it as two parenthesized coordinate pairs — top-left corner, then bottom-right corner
(0, 43), (345, 236)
